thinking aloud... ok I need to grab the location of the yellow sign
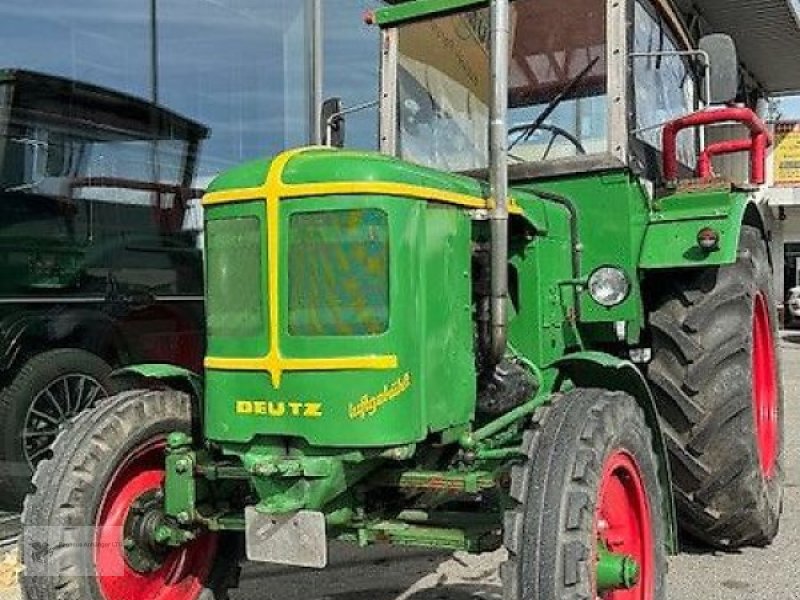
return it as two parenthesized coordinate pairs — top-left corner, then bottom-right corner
(235, 400), (323, 419)
(773, 122), (800, 187)
(348, 373), (412, 420)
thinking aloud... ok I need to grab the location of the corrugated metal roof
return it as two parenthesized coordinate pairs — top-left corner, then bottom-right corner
(694, 0), (800, 93)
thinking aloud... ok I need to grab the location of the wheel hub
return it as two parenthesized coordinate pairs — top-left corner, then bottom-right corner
(596, 545), (640, 592)
(123, 490), (171, 573)
(94, 438), (217, 600)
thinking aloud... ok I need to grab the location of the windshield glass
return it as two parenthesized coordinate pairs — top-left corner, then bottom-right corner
(395, 0), (608, 171)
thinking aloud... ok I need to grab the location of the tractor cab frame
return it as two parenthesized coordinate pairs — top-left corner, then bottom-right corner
(375, 0), (775, 187)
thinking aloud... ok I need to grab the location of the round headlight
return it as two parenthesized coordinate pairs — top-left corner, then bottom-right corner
(588, 267), (630, 307)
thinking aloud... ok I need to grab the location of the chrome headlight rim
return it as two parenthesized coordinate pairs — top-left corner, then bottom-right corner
(588, 266), (631, 308)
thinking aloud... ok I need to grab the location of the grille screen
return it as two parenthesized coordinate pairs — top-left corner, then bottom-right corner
(289, 209), (389, 336)
(206, 217), (264, 338)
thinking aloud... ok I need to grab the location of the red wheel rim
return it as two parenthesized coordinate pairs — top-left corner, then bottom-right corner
(595, 451), (654, 600)
(94, 439), (217, 600)
(752, 293), (779, 479)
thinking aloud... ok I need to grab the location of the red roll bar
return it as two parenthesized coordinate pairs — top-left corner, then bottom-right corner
(662, 107), (772, 185)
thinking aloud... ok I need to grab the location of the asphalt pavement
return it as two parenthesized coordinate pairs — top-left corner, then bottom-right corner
(2, 334), (799, 600)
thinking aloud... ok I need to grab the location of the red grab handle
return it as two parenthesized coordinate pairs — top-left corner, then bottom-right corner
(662, 107), (772, 185)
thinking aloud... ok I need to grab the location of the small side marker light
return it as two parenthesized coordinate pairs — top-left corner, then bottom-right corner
(697, 227), (720, 251)
(363, 10), (376, 25)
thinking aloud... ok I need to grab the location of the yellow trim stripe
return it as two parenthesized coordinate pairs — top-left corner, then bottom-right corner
(203, 152), (523, 215)
(204, 147), (400, 388)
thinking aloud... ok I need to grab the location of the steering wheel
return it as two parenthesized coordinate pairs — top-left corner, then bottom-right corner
(508, 122), (587, 161)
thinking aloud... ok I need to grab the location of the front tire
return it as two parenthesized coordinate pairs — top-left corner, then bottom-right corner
(20, 389), (241, 600)
(647, 225), (783, 548)
(502, 389), (667, 600)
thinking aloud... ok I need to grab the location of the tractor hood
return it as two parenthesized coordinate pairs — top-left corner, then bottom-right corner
(207, 147), (493, 201)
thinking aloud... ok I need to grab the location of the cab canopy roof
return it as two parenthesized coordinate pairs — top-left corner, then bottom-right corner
(0, 69), (209, 142)
(379, 0), (800, 94)
(682, 0), (800, 94)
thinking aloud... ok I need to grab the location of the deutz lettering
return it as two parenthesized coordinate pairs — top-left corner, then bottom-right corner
(235, 400), (323, 418)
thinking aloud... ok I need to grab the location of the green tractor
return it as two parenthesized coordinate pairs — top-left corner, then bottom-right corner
(21, 0), (783, 599)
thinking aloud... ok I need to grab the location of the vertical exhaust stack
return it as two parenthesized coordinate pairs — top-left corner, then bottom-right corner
(489, 0), (510, 365)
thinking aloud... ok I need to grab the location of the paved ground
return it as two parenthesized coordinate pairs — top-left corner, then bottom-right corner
(2, 335), (799, 600)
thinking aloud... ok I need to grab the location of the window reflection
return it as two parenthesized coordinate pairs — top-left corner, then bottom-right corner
(0, 0), (313, 187)
(323, 0), (381, 150)
(157, 0), (310, 181)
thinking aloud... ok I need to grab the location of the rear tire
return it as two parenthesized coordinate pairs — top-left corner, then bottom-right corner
(647, 224), (783, 548)
(0, 349), (113, 511)
(502, 389), (667, 600)
(20, 389), (241, 600)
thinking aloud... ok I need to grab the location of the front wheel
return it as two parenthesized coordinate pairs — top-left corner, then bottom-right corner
(502, 389), (668, 600)
(20, 389), (241, 600)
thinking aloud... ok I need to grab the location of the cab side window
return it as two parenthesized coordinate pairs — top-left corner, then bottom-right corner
(632, 1), (698, 169)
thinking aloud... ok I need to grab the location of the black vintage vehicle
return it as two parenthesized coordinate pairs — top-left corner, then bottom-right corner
(0, 69), (207, 509)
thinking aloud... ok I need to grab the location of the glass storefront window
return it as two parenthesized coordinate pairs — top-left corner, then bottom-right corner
(0, 1), (152, 99)
(157, 0), (310, 182)
(0, 1), (314, 189)
(323, 1), (381, 150)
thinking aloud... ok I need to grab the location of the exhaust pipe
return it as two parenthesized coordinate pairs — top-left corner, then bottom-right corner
(488, 0), (510, 365)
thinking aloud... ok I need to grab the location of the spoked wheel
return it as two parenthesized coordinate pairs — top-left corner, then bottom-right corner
(24, 373), (107, 466)
(647, 224), (783, 547)
(503, 388), (667, 600)
(21, 389), (241, 600)
(0, 349), (113, 510)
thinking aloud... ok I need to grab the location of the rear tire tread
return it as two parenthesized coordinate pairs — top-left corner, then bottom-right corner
(647, 225), (783, 548)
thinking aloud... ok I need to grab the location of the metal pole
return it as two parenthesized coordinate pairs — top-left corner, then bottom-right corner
(489, 0), (510, 365)
(309, 0), (324, 144)
(149, 0), (161, 219)
(150, 0), (159, 105)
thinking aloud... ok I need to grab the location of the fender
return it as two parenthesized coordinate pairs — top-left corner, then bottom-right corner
(549, 351), (678, 553)
(112, 363), (204, 444)
(0, 308), (127, 375)
(640, 188), (759, 270)
(112, 363), (203, 401)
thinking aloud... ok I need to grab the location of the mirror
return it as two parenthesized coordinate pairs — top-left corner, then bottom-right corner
(699, 34), (739, 104)
(321, 97), (344, 148)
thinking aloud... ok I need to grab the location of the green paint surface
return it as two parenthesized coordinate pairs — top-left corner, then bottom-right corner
(206, 157), (271, 192)
(374, 0), (488, 26)
(204, 187), (476, 448)
(282, 148), (490, 198)
(640, 189), (749, 268)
